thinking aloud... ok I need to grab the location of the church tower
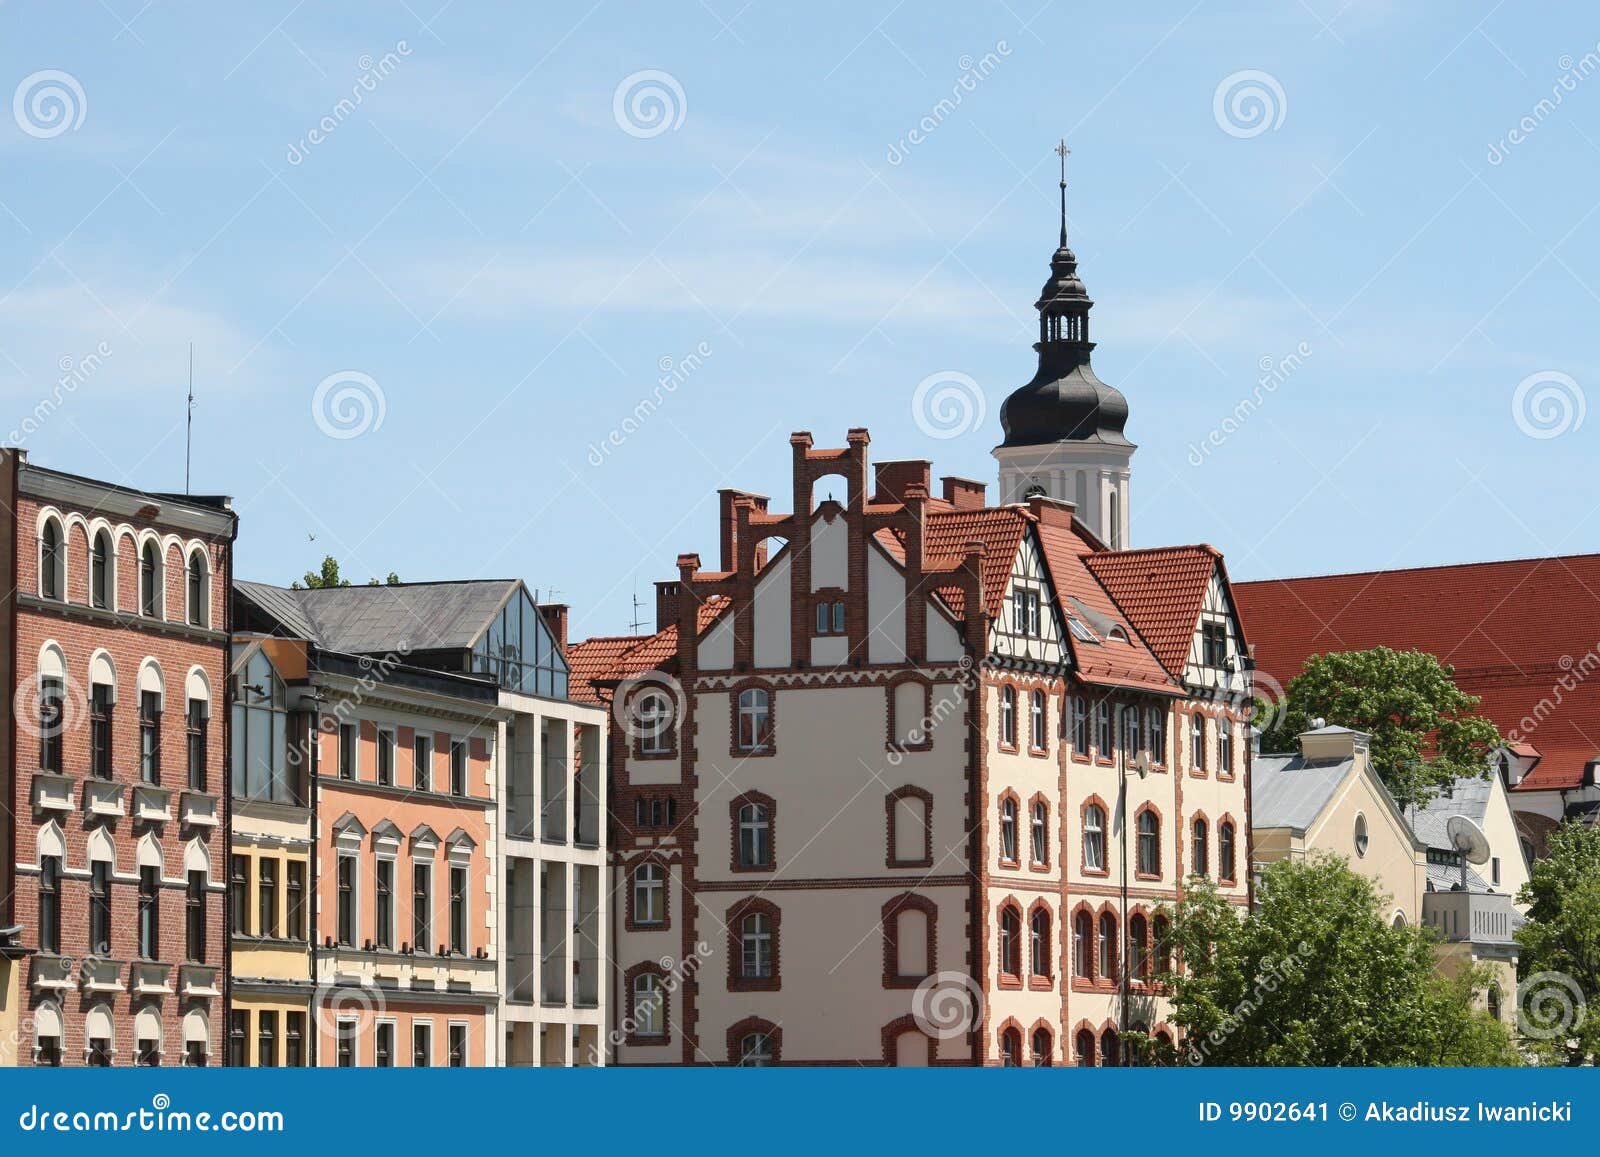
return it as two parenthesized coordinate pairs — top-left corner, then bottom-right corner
(995, 143), (1134, 548)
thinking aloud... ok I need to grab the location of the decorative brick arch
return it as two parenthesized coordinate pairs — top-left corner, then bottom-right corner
(880, 1014), (937, 1067)
(1134, 802), (1163, 881)
(623, 851), (672, 932)
(996, 789), (1022, 868)
(884, 785), (933, 869)
(1071, 1019), (1098, 1067)
(1217, 811), (1239, 883)
(881, 892), (938, 988)
(885, 673), (934, 753)
(728, 789), (777, 873)
(1098, 1017), (1123, 1067)
(1027, 1018), (1056, 1066)
(726, 896), (781, 992)
(726, 1016), (782, 1065)
(994, 1016), (1025, 1066)
(995, 895), (1024, 989)
(1025, 898), (1054, 989)
(1080, 793), (1110, 877)
(622, 960), (670, 1046)
(1026, 792), (1052, 870)
(728, 677), (777, 757)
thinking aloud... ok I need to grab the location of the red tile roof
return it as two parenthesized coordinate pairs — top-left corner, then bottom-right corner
(1234, 552), (1600, 792)
(1086, 545), (1223, 677)
(567, 597), (733, 705)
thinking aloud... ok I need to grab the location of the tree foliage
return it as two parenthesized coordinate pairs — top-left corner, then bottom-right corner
(1164, 855), (1518, 1066)
(1516, 822), (1600, 1065)
(292, 555), (401, 589)
(1259, 646), (1501, 808)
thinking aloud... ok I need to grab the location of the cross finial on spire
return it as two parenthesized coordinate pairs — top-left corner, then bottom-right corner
(1054, 139), (1070, 246)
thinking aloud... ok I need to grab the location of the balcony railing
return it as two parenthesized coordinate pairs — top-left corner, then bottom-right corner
(1423, 890), (1517, 946)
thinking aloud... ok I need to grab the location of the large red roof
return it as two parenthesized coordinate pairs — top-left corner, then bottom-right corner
(1086, 545), (1225, 677)
(1234, 553), (1600, 792)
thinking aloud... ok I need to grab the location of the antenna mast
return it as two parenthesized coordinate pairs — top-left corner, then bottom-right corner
(185, 343), (194, 494)
(630, 582), (648, 634)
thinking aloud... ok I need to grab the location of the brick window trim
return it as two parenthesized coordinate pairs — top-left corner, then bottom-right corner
(728, 790), (777, 874)
(1080, 793), (1110, 878)
(809, 587), (848, 637)
(1028, 1018), (1056, 1065)
(881, 892), (938, 989)
(1025, 897), (1054, 989)
(726, 1016), (783, 1065)
(1026, 688), (1050, 757)
(1126, 904), (1153, 986)
(884, 675), (934, 754)
(1026, 792), (1052, 872)
(1188, 712), (1208, 778)
(995, 896), (1024, 990)
(881, 1015), (939, 1066)
(1217, 715), (1237, 781)
(726, 895), (781, 992)
(623, 960), (670, 1047)
(1069, 901), (1096, 984)
(1065, 694), (1090, 763)
(1134, 802), (1163, 882)
(623, 852), (672, 933)
(996, 680), (1020, 753)
(996, 789), (1022, 870)
(728, 679), (777, 758)
(1217, 812), (1240, 884)
(1190, 808), (1211, 879)
(884, 785), (934, 869)
(626, 683), (679, 762)
(1072, 1019), (1099, 1067)
(994, 1016), (1026, 1067)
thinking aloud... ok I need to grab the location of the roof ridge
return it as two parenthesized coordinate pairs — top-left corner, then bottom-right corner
(1235, 549), (1600, 586)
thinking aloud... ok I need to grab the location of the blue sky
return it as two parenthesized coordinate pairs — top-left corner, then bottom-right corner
(4, 2), (1599, 638)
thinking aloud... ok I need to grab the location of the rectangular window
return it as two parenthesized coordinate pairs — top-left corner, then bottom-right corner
(449, 1024), (468, 1068)
(413, 863), (432, 953)
(449, 865), (468, 955)
(90, 683), (113, 779)
(376, 1021), (395, 1068)
(257, 1010), (277, 1068)
(140, 689), (162, 784)
(228, 1012), (247, 1068)
(376, 730), (394, 786)
(88, 1038), (112, 1067)
(1218, 723), (1233, 777)
(1202, 621), (1228, 667)
(38, 1036), (62, 1067)
(287, 860), (305, 941)
(39, 676), (64, 773)
(414, 734), (432, 792)
(89, 861), (112, 955)
(186, 869), (206, 962)
(1149, 707), (1167, 765)
(139, 865), (160, 959)
(185, 1040), (207, 1067)
(258, 858), (278, 939)
(412, 1022), (431, 1068)
(337, 854), (356, 947)
(450, 739), (467, 796)
(230, 854), (250, 937)
(137, 1035), (160, 1067)
(376, 858), (394, 950)
(39, 855), (62, 954)
(1096, 701), (1114, 759)
(186, 698), (207, 790)
(285, 1012), (305, 1067)
(339, 724), (357, 780)
(336, 1022), (356, 1067)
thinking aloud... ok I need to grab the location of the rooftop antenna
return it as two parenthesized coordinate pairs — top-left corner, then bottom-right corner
(1054, 138), (1070, 246)
(629, 581), (648, 634)
(184, 343), (194, 494)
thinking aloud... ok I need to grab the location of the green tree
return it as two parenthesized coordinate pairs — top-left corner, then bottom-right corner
(292, 555), (401, 589)
(1260, 646), (1501, 808)
(1515, 821), (1600, 1065)
(1163, 855), (1518, 1066)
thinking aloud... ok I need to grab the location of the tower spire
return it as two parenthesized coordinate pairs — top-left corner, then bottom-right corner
(1054, 138), (1069, 246)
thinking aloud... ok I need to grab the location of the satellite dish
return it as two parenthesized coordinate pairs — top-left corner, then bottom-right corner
(1447, 815), (1491, 865)
(1133, 750), (1152, 780)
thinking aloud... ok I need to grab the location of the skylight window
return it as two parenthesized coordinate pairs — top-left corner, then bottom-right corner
(1066, 617), (1098, 644)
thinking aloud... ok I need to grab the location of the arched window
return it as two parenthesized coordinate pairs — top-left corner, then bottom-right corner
(999, 1026), (1022, 1067)
(1097, 911), (1117, 980)
(1074, 1028), (1095, 1067)
(740, 912), (773, 979)
(231, 647), (292, 803)
(1030, 800), (1048, 865)
(91, 529), (112, 609)
(89, 652), (115, 780)
(1083, 803), (1106, 871)
(1101, 1027), (1121, 1067)
(1154, 1028), (1175, 1062)
(999, 797), (1018, 864)
(1029, 906), (1051, 977)
(999, 685), (1017, 747)
(632, 863), (664, 926)
(187, 550), (208, 626)
(1031, 1026), (1053, 1066)
(1029, 689), (1046, 750)
(1190, 713), (1206, 771)
(636, 690), (674, 755)
(632, 971), (665, 1037)
(1073, 910), (1092, 979)
(737, 800), (772, 869)
(140, 540), (161, 617)
(33, 1000), (63, 1067)
(1192, 817), (1209, 877)
(1219, 820), (1237, 881)
(1152, 915), (1172, 974)
(739, 1028), (776, 1066)
(1218, 721), (1233, 775)
(1129, 913), (1149, 979)
(736, 688), (772, 752)
(998, 905), (1021, 978)
(40, 518), (64, 600)
(1137, 810), (1160, 876)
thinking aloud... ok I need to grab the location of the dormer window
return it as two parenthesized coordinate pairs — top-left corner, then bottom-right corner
(1012, 589), (1042, 637)
(1201, 621), (1228, 667)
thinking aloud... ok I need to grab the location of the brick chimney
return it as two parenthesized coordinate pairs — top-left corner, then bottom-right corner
(873, 460), (932, 505)
(942, 476), (988, 510)
(654, 581), (681, 634)
(537, 603), (569, 653)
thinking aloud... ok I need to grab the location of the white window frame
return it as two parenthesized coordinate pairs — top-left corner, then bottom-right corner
(411, 1019), (433, 1068)
(374, 853), (396, 949)
(738, 802), (770, 868)
(374, 1018), (398, 1068)
(1084, 805), (1105, 871)
(736, 689), (771, 752)
(1031, 801), (1048, 865)
(634, 863), (664, 925)
(337, 851), (360, 948)
(633, 972), (665, 1037)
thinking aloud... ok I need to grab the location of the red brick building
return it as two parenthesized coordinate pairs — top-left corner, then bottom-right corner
(1, 449), (235, 1065)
